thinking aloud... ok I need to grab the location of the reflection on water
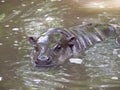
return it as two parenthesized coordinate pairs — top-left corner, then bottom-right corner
(73, 0), (120, 8)
(16, 39), (120, 90)
(0, 0), (120, 90)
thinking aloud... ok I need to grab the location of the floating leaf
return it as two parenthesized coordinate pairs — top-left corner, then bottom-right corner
(0, 13), (5, 21)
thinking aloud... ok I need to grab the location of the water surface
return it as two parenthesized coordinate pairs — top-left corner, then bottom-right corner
(0, 0), (120, 90)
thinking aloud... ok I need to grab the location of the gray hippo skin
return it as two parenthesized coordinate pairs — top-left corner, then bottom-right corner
(29, 23), (120, 67)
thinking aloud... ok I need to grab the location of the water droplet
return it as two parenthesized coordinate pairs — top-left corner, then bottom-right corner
(21, 4), (26, 7)
(0, 43), (3, 46)
(111, 77), (118, 80)
(46, 17), (54, 21)
(18, 47), (22, 50)
(13, 44), (19, 46)
(14, 41), (18, 43)
(23, 36), (26, 39)
(118, 54), (120, 58)
(77, 17), (80, 19)
(89, 87), (93, 89)
(37, 9), (42, 12)
(6, 37), (9, 39)
(12, 28), (19, 31)
(31, 2), (34, 4)
(10, 20), (13, 22)
(4, 25), (10, 27)
(24, 54), (30, 58)
(113, 49), (118, 55)
(1, 0), (5, 3)
(51, 0), (56, 1)
(0, 77), (2, 81)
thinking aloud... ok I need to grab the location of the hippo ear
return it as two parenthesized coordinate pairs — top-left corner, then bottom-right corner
(67, 36), (76, 46)
(29, 37), (38, 45)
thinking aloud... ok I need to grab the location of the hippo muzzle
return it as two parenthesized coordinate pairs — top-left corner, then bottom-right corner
(35, 55), (52, 67)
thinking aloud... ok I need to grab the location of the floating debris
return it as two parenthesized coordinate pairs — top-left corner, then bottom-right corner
(111, 76), (118, 80)
(69, 58), (83, 64)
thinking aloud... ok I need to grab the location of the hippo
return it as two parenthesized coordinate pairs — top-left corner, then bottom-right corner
(29, 23), (120, 68)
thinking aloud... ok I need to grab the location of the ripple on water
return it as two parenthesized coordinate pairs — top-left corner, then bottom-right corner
(16, 38), (120, 90)
(16, 64), (67, 89)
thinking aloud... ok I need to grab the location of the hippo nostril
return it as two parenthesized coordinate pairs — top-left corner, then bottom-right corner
(38, 55), (49, 61)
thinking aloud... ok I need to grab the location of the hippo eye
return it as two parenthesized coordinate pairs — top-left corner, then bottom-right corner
(54, 44), (62, 51)
(34, 46), (39, 52)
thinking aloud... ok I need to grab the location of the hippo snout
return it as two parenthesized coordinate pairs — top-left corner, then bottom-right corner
(35, 55), (52, 67)
(38, 55), (49, 61)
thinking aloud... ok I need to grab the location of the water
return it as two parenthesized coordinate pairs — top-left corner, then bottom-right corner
(0, 0), (120, 90)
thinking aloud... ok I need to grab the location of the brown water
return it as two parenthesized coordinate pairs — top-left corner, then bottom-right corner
(0, 0), (120, 90)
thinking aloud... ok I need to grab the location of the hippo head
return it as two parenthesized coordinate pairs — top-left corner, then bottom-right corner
(29, 28), (76, 67)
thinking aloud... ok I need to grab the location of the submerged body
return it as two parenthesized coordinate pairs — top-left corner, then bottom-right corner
(29, 23), (120, 67)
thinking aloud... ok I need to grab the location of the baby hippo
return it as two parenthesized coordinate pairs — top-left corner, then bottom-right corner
(29, 23), (120, 67)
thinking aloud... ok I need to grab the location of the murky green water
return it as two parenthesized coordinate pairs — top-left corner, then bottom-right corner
(0, 0), (120, 90)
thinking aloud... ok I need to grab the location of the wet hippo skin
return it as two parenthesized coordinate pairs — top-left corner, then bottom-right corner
(29, 23), (120, 68)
